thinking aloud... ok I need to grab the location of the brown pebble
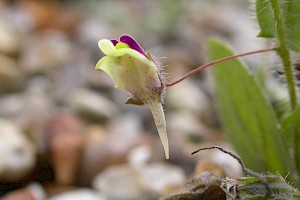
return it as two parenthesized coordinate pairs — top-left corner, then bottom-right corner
(46, 113), (84, 185)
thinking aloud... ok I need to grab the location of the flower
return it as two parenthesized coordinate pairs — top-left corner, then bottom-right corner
(96, 35), (169, 159)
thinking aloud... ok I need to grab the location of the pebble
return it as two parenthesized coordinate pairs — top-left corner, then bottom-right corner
(0, 19), (20, 55)
(166, 79), (210, 116)
(139, 163), (186, 194)
(1, 183), (46, 200)
(48, 189), (105, 200)
(46, 114), (84, 185)
(193, 144), (242, 178)
(195, 159), (226, 177)
(63, 88), (119, 121)
(8, 85), (56, 152)
(77, 125), (135, 186)
(108, 113), (143, 139)
(49, 133), (83, 185)
(0, 54), (24, 92)
(2, 189), (35, 200)
(20, 31), (73, 74)
(209, 147), (242, 178)
(167, 111), (208, 137)
(160, 172), (226, 200)
(127, 145), (152, 167)
(92, 163), (186, 200)
(0, 119), (36, 182)
(0, 94), (25, 118)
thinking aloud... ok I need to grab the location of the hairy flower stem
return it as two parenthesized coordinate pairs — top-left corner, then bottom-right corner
(166, 48), (276, 87)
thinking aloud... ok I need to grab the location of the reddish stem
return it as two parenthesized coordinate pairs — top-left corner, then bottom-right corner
(166, 48), (276, 87)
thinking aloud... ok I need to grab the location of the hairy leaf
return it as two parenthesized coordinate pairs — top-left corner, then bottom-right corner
(283, 0), (300, 51)
(256, 0), (276, 38)
(281, 106), (300, 146)
(208, 38), (292, 175)
(256, 0), (300, 51)
(281, 106), (300, 175)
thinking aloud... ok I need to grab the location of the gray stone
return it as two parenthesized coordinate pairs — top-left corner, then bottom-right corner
(92, 165), (150, 200)
(166, 80), (210, 116)
(167, 111), (207, 137)
(108, 113), (143, 139)
(64, 88), (119, 120)
(0, 20), (20, 55)
(48, 189), (105, 200)
(77, 126), (134, 186)
(92, 163), (186, 200)
(139, 163), (186, 195)
(20, 31), (73, 74)
(0, 119), (36, 182)
(0, 94), (25, 117)
(0, 55), (24, 92)
(10, 86), (55, 152)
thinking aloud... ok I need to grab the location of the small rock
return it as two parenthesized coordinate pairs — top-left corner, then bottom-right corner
(45, 113), (83, 142)
(160, 172), (226, 200)
(209, 147), (242, 178)
(48, 189), (105, 200)
(108, 113), (143, 139)
(0, 94), (25, 118)
(4, 85), (56, 152)
(139, 163), (186, 195)
(49, 133), (83, 185)
(0, 20), (20, 55)
(1, 4), (35, 34)
(195, 159), (226, 177)
(20, 0), (81, 32)
(167, 111), (208, 137)
(27, 183), (47, 200)
(93, 165), (145, 200)
(64, 88), (119, 121)
(127, 145), (152, 167)
(76, 18), (110, 48)
(20, 31), (73, 74)
(77, 125), (135, 186)
(46, 113), (84, 185)
(92, 163), (186, 200)
(2, 189), (34, 200)
(0, 54), (24, 92)
(0, 119), (36, 182)
(192, 145), (242, 178)
(166, 80), (210, 116)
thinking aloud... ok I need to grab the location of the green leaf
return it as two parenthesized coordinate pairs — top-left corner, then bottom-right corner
(255, 0), (300, 51)
(283, 0), (300, 51)
(239, 174), (300, 199)
(208, 38), (292, 175)
(256, 0), (276, 38)
(281, 106), (300, 176)
(281, 106), (300, 146)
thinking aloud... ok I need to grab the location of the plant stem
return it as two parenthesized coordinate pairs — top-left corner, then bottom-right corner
(166, 48), (275, 87)
(270, 0), (297, 110)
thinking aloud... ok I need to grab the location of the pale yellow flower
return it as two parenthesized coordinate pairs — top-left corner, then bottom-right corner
(96, 35), (169, 159)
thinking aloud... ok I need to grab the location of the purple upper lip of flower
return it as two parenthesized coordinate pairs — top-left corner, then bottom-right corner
(111, 35), (147, 57)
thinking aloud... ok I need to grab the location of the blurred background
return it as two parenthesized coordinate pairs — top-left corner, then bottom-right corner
(0, 0), (266, 199)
